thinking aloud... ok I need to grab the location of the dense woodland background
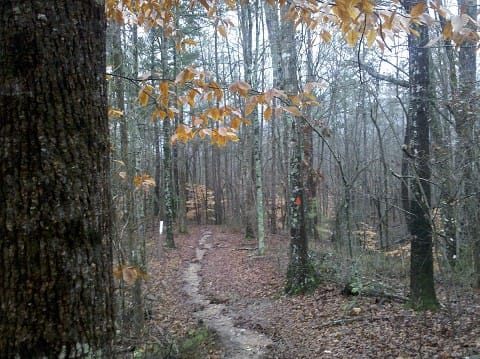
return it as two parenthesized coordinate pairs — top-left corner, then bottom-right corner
(1, 0), (479, 357)
(106, 0), (480, 355)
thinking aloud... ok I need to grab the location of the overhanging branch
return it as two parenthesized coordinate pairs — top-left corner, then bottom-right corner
(356, 59), (409, 88)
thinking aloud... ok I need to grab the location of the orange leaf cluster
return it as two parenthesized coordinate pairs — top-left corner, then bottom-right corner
(427, 3), (479, 47)
(113, 265), (148, 285)
(109, 0), (478, 150)
(108, 108), (123, 118)
(133, 174), (156, 191)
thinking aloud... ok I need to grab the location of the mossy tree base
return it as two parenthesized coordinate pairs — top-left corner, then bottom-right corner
(285, 260), (320, 295)
(407, 297), (440, 312)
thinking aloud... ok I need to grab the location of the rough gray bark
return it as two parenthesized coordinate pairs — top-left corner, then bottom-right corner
(0, 1), (114, 356)
(277, 7), (319, 294)
(403, 0), (439, 310)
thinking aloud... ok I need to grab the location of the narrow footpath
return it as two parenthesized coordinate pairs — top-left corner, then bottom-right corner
(183, 230), (273, 359)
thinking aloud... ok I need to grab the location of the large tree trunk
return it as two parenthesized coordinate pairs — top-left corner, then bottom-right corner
(0, 1), (114, 357)
(403, 0), (439, 310)
(278, 7), (319, 294)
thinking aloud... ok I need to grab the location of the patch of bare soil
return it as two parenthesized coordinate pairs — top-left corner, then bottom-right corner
(147, 225), (480, 358)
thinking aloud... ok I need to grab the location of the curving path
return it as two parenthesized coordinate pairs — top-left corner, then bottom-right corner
(183, 230), (273, 358)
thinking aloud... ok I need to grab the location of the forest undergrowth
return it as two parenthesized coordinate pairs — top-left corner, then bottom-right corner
(119, 225), (480, 358)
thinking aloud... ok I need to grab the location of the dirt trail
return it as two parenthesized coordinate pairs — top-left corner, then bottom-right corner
(183, 230), (273, 359)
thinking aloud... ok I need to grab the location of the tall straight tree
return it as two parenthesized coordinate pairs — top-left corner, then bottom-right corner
(160, 28), (175, 248)
(238, 0), (266, 254)
(403, 0), (439, 310)
(456, 0), (480, 288)
(0, 1), (114, 357)
(278, 7), (319, 294)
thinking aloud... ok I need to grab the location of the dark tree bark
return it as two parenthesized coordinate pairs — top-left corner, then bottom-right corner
(403, 0), (439, 310)
(278, 8), (319, 294)
(0, 1), (114, 357)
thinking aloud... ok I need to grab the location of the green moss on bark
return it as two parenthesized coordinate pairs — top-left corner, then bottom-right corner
(285, 260), (320, 295)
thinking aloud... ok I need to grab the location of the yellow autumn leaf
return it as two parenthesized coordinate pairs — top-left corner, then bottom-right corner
(225, 0), (235, 9)
(228, 80), (251, 97)
(209, 81), (224, 102)
(172, 124), (194, 144)
(225, 131), (239, 142)
(245, 97), (257, 116)
(138, 84), (154, 106)
(443, 21), (452, 40)
(361, 0), (374, 14)
(264, 88), (287, 102)
(211, 131), (227, 146)
(346, 29), (359, 46)
(284, 106), (302, 117)
(114, 8), (123, 25)
(264, 106), (273, 121)
(151, 109), (166, 121)
(113, 265), (147, 285)
(175, 67), (196, 87)
(320, 30), (332, 43)
(207, 4), (217, 18)
(183, 38), (197, 46)
(134, 174), (156, 191)
(198, 128), (212, 138)
(159, 81), (169, 107)
(108, 108), (123, 118)
(410, 27), (420, 37)
(290, 94), (301, 106)
(188, 89), (198, 108)
(141, 175), (156, 188)
(410, 2), (427, 18)
(230, 117), (241, 130)
(208, 107), (221, 120)
(133, 175), (142, 188)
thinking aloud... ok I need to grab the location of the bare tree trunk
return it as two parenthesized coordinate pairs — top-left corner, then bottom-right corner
(0, 1), (114, 356)
(111, 22), (144, 335)
(238, 0), (265, 253)
(456, 0), (480, 288)
(264, 2), (282, 234)
(161, 30), (175, 248)
(403, 0), (439, 310)
(277, 7), (319, 294)
(304, 30), (320, 242)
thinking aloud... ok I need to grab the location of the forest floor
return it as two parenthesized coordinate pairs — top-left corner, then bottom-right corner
(135, 225), (480, 358)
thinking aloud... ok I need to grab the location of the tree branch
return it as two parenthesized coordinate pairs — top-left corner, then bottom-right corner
(355, 59), (409, 88)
